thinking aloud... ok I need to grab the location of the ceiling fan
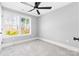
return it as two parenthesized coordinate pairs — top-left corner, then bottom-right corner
(21, 2), (52, 15)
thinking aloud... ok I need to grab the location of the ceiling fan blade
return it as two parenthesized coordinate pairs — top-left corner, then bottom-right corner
(37, 2), (41, 7)
(21, 2), (34, 7)
(35, 2), (41, 7)
(36, 10), (40, 15)
(38, 7), (52, 9)
(28, 8), (35, 12)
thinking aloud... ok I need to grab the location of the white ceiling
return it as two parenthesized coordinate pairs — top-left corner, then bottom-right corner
(1, 2), (71, 17)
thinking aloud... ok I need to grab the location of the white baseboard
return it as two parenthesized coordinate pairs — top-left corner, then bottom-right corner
(39, 37), (79, 53)
(1, 37), (38, 48)
(1, 37), (79, 53)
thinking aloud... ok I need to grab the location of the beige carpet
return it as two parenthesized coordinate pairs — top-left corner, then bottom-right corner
(0, 39), (79, 56)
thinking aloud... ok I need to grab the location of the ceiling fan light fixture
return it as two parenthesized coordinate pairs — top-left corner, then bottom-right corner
(22, 2), (52, 15)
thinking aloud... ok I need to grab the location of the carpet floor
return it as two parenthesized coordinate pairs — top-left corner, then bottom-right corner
(0, 39), (79, 56)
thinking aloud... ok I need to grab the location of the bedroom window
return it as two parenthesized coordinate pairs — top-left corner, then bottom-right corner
(2, 13), (31, 38)
(20, 17), (31, 35)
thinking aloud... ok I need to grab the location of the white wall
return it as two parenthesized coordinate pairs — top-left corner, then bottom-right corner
(2, 8), (38, 43)
(39, 3), (79, 48)
(0, 3), (2, 49)
(78, 3), (79, 37)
